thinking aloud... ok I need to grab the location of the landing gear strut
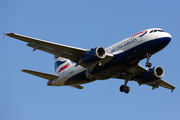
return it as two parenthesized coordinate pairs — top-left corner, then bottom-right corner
(82, 65), (92, 81)
(145, 53), (152, 68)
(82, 73), (91, 81)
(119, 72), (131, 94)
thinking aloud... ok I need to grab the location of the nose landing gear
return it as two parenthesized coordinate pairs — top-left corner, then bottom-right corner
(145, 53), (152, 68)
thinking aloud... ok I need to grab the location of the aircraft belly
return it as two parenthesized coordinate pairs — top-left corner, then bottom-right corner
(91, 54), (129, 80)
(93, 66), (122, 80)
(64, 71), (96, 85)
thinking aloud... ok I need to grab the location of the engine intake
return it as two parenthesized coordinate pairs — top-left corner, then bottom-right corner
(96, 47), (106, 58)
(138, 66), (164, 85)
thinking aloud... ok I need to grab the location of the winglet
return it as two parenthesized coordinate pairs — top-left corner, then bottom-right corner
(3, 33), (6, 38)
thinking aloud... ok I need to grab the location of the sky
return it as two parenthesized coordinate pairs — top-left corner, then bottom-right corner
(0, 0), (180, 120)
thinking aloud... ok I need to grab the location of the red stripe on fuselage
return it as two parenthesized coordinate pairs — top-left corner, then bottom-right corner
(129, 31), (147, 38)
(57, 62), (71, 74)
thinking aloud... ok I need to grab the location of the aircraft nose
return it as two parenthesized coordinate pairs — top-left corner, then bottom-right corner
(158, 32), (172, 48)
(164, 32), (172, 44)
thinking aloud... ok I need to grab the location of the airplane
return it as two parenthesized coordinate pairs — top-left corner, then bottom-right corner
(5, 28), (176, 94)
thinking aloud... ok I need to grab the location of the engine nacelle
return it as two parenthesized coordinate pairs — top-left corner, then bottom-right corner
(138, 66), (164, 85)
(79, 47), (106, 65)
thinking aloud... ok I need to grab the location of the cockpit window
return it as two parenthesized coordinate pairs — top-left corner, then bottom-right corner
(150, 30), (153, 33)
(149, 29), (164, 33)
(154, 30), (157, 32)
(158, 30), (164, 32)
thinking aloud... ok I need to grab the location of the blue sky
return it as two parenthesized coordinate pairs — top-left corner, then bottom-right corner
(1, 0), (180, 120)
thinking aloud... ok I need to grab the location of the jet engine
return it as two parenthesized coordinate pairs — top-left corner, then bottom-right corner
(78, 47), (106, 65)
(138, 66), (164, 85)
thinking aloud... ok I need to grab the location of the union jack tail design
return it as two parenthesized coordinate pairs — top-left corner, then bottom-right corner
(54, 56), (72, 74)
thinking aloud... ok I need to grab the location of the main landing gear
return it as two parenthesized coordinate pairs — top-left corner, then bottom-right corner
(119, 72), (131, 94)
(145, 53), (152, 68)
(82, 65), (92, 81)
(82, 72), (92, 81)
(119, 53), (153, 94)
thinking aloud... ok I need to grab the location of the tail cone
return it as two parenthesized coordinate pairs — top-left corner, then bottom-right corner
(47, 80), (52, 86)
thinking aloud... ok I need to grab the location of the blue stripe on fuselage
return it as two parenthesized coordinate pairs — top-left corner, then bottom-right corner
(139, 32), (147, 37)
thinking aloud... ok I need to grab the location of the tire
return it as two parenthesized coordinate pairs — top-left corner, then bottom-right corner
(124, 86), (130, 94)
(120, 85), (125, 92)
(146, 62), (152, 68)
(148, 63), (152, 68)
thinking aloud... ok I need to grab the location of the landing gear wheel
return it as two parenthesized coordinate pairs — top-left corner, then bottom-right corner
(119, 85), (130, 94)
(124, 86), (130, 94)
(120, 85), (125, 92)
(145, 62), (152, 68)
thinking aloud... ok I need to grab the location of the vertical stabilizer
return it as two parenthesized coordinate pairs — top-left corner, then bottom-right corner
(54, 56), (72, 74)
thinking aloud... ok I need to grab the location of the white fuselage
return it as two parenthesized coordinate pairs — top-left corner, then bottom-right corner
(50, 28), (172, 86)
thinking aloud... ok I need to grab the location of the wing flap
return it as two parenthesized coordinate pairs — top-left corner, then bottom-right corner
(27, 43), (77, 62)
(22, 69), (59, 80)
(155, 79), (176, 91)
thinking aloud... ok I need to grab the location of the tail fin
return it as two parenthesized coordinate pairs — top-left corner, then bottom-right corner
(54, 56), (72, 74)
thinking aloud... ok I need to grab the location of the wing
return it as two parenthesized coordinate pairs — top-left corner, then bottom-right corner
(114, 64), (176, 92)
(6, 33), (87, 63)
(146, 79), (176, 92)
(6, 33), (113, 68)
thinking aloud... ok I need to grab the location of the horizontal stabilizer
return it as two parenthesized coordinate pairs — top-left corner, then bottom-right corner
(22, 69), (59, 80)
(71, 85), (84, 89)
